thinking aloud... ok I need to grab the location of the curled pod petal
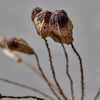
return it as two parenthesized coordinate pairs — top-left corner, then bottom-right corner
(31, 7), (42, 21)
(49, 10), (73, 45)
(7, 37), (34, 55)
(32, 9), (52, 38)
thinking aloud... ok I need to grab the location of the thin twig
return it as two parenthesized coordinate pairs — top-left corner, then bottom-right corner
(61, 43), (75, 100)
(0, 95), (46, 100)
(71, 43), (84, 100)
(21, 58), (59, 92)
(34, 53), (61, 100)
(94, 89), (100, 100)
(22, 59), (42, 77)
(0, 77), (54, 100)
(44, 38), (68, 100)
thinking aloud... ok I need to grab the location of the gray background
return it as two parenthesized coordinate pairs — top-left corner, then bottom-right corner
(0, 0), (100, 100)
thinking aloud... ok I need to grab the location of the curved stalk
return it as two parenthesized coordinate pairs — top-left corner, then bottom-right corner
(61, 44), (74, 100)
(44, 38), (68, 100)
(71, 43), (84, 100)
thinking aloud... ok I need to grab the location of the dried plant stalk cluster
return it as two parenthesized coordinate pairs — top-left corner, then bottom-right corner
(0, 7), (99, 100)
(31, 7), (74, 100)
(31, 7), (73, 45)
(32, 7), (85, 100)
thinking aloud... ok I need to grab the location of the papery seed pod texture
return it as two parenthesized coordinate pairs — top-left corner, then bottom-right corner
(32, 8), (73, 45)
(49, 10), (73, 44)
(32, 7), (52, 38)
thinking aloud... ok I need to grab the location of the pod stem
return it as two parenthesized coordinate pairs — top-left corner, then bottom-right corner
(71, 42), (84, 100)
(21, 58), (59, 92)
(0, 95), (46, 100)
(61, 43), (75, 100)
(0, 77), (54, 100)
(34, 52), (61, 100)
(44, 38), (68, 100)
(94, 89), (100, 100)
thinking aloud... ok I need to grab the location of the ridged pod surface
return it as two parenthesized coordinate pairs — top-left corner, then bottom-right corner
(49, 10), (73, 44)
(32, 7), (52, 38)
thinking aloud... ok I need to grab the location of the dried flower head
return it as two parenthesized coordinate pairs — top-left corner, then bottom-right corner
(32, 8), (52, 38)
(32, 8), (73, 45)
(49, 10), (73, 44)
(0, 36), (7, 48)
(7, 37), (35, 55)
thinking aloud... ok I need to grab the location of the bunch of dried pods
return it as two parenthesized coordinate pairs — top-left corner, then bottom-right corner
(0, 7), (88, 100)
(31, 7), (73, 45)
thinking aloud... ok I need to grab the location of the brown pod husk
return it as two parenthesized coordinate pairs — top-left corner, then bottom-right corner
(49, 10), (73, 45)
(32, 8), (52, 38)
(7, 37), (34, 55)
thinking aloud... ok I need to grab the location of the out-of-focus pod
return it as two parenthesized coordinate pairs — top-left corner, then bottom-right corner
(7, 37), (35, 55)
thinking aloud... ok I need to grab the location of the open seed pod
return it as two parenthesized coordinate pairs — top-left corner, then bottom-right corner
(7, 37), (34, 55)
(31, 7), (42, 21)
(49, 10), (73, 45)
(32, 7), (52, 38)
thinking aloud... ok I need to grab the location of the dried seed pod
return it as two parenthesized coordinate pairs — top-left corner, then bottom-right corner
(49, 10), (73, 45)
(7, 37), (34, 55)
(0, 36), (21, 62)
(32, 8), (52, 38)
(0, 36), (7, 48)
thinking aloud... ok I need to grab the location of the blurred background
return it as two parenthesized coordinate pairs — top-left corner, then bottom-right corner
(0, 0), (100, 100)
